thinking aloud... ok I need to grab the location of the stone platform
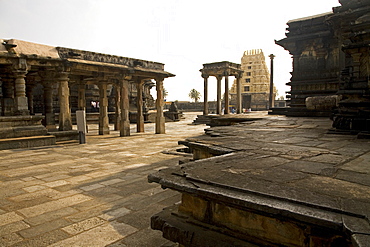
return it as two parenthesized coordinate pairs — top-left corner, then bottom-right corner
(0, 116), (56, 150)
(149, 114), (370, 246)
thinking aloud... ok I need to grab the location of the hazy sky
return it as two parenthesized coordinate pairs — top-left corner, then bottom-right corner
(0, 0), (340, 101)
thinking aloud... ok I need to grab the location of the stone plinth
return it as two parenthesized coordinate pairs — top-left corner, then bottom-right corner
(149, 115), (370, 247)
(0, 115), (47, 138)
(0, 115), (56, 149)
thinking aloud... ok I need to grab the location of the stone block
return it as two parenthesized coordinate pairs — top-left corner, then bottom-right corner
(178, 193), (209, 222)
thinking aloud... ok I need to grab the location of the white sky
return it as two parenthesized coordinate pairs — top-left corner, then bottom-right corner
(0, 0), (340, 101)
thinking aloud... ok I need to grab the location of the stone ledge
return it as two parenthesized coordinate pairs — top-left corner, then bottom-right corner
(149, 164), (369, 246)
(48, 130), (79, 142)
(0, 135), (55, 150)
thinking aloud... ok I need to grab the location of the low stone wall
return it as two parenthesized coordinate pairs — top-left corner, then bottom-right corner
(168, 101), (217, 113)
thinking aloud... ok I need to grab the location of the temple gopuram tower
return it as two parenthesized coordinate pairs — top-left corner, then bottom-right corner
(230, 49), (275, 111)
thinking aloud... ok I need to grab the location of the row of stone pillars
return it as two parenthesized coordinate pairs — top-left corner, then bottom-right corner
(1, 67), (166, 136)
(58, 75), (166, 136)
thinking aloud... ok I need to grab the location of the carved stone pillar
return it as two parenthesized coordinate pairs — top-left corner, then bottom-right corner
(155, 77), (165, 134)
(216, 75), (222, 114)
(78, 81), (86, 111)
(236, 74), (242, 114)
(44, 83), (56, 130)
(13, 60), (29, 115)
(1, 77), (15, 116)
(224, 72), (229, 114)
(98, 82), (110, 135)
(58, 72), (72, 131)
(136, 78), (144, 133)
(114, 84), (121, 131)
(202, 74), (209, 116)
(120, 79), (130, 136)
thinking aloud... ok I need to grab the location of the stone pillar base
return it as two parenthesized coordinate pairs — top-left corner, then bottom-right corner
(99, 127), (110, 135)
(120, 120), (130, 137)
(15, 96), (29, 115)
(156, 116), (165, 134)
(44, 113), (56, 130)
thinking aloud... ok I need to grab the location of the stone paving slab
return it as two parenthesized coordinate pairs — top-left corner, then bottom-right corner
(0, 113), (206, 247)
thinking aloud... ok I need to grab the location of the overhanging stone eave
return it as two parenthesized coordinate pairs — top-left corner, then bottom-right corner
(132, 68), (175, 78)
(200, 68), (243, 77)
(287, 11), (334, 24)
(66, 58), (175, 78)
(0, 53), (63, 66)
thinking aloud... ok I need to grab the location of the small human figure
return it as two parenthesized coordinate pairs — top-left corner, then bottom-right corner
(91, 101), (96, 112)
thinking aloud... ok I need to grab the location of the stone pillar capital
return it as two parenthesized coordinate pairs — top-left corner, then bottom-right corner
(57, 71), (70, 81)
(13, 70), (27, 78)
(12, 58), (29, 74)
(201, 73), (209, 79)
(216, 75), (223, 81)
(235, 72), (243, 79)
(155, 76), (165, 82)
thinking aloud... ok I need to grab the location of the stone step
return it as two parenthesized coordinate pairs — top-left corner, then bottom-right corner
(192, 115), (214, 125)
(48, 130), (79, 142)
(0, 135), (56, 150)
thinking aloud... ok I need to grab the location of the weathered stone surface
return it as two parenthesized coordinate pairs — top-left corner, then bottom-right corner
(149, 115), (370, 246)
(0, 113), (205, 246)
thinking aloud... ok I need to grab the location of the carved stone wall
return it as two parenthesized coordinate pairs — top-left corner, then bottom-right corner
(276, 12), (343, 116)
(328, 0), (370, 132)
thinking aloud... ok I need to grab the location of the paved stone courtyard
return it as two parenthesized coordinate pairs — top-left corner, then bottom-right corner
(0, 112), (207, 247)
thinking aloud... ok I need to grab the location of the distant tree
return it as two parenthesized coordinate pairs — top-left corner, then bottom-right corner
(188, 89), (201, 102)
(163, 88), (168, 99)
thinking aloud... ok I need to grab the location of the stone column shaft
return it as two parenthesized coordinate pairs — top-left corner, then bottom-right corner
(44, 83), (56, 130)
(236, 76), (242, 114)
(120, 80), (130, 136)
(203, 76), (209, 116)
(58, 73), (72, 131)
(136, 79), (144, 133)
(14, 71), (29, 115)
(216, 75), (222, 114)
(224, 75), (229, 114)
(155, 78), (165, 134)
(98, 82), (110, 135)
(78, 83), (86, 111)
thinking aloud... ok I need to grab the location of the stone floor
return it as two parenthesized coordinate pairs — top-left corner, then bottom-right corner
(150, 114), (370, 246)
(0, 112), (208, 247)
